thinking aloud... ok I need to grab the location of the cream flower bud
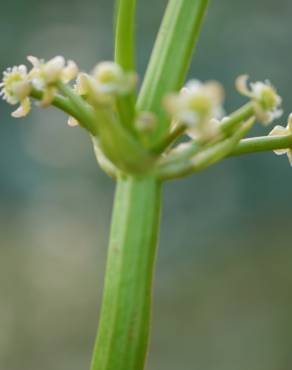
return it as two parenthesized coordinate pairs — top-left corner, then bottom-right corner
(73, 62), (137, 105)
(28, 55), (79, 85)
(27, 55), (79, 106)
(11, 98), (31, 118)
(0, 65), (32, 118)
(62, 60), (79, 83)
(43, 56), (65, 83)
(164, 79), (224, 139)
(92, 61), (137, 95)
(74, 73), (90, 95)
(236, 75), (282, 125)
(268, 113), (292, 165)
(12, 80), (31, 101)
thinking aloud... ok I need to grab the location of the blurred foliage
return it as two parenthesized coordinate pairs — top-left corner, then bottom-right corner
(1, 1), (292, 369)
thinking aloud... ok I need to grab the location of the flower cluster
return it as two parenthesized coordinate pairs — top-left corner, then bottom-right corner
(164, 79), (224, 139)
(2, 56), (289, 174)
(0, 56), (79, 117)
(0, 57), (138, 122)
(28, 56), (78, 106)
(236, 75), (282, 125)
(75, 62), (137, 105)
(0, 65), (32, 117)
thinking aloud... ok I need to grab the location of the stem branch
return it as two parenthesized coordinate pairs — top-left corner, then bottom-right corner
(229, 134), (292, 157)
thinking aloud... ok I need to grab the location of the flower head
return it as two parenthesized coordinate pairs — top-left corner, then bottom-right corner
(236, 75), (282, 125)
(0, 65), (32, 117)
(28, 56), (78, 85)
(164, 79), (224, 139)
(93, 62), (137, 95)
(269, 113), (292, 166)
(74, 62), (137, 105)
(27, 55), (79, 106)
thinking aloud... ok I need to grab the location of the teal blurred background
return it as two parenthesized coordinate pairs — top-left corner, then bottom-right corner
(1, 1), (292, 369)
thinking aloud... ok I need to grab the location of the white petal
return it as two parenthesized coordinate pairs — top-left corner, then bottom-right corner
(269, 125), (289, 137)
(39, 87), (55, 107)
(11, 98), (31, 118)
(268, 125), (289, 155)
(27, 55), (41, 68)
(235, 75), (251, 96)
(62, 60), (79, 82)
(44, 56), (65, 83)
(67, 116), (79, 127)
(12, 81), (31, 101)
(18, 65), (27, 75)
(75, 73), (90, 95)
(180, 111), (199, 126)
(274, 149), (288, 156)
(287, 113), (292, 132)
(287, 150), (292, 166)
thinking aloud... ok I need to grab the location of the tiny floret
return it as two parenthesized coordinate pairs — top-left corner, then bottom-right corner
(74, 73), (91, 96)
(93, 62), (137, 95)
(236, 75), (282, 125)
(0, 65), (32, 117)
(28, 55), (79, 85)
(27, 55), (79, 106)
(164, 79), (224, 139)
(74, 62), (137, 105)
(268, 113), (292, 166)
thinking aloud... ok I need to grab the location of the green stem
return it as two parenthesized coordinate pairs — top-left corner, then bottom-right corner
(159, 118), (255, 180)
(56, 82), (98, 135)
(229, 134), (292, 156)
(151, 124), (187, 154)
(114, 0), (137, 132)
(114, 0), (136, 71)
(95, 108), (156, 174)
(90, 176), (161, 370)
(219, 102), (254, 134)
(137, 0), (209, 144)
(31, 89), (79, 118)
(158, 103), (256, 167)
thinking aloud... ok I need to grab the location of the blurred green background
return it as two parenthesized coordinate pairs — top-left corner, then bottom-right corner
(1, 1), (292, 369)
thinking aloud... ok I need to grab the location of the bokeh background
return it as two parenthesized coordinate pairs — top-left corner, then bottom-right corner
(1, 1), (292, 369)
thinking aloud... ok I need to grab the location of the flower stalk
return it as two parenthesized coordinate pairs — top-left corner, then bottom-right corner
(230, 133), (292, 157)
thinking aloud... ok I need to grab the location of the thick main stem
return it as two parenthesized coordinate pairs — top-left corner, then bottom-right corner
(90, 176), (161, 370)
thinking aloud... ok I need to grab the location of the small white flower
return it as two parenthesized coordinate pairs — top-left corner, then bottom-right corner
(93, 62), (137, 95)
(268, 113), (292, 165)
(27, 55), (79, 106)
(62, 60), (79, 83)
(28, 55), (79, 84)
(74, 73), (90, 96)
(74, 62), (137, 105)
(0, 65), (32, 117)
(164, 79), (224, 139)
(236, 75), (282, 125)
